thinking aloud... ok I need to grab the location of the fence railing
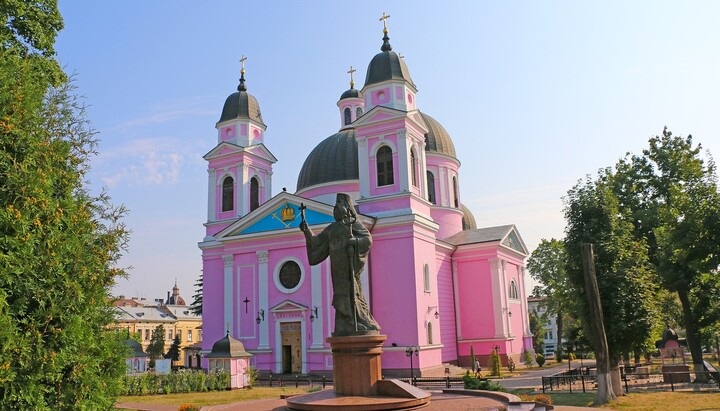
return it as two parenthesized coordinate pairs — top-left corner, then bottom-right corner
(397, 376), (466, 389)
(255, 374), (332, 389)
(542, 367), (720, 394)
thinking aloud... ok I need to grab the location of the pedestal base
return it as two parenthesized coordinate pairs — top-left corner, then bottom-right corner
(286, 334), (430, 410)
(328, 334), (386, 396)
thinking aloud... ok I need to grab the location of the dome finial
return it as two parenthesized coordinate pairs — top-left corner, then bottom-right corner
(347, 65), (356, 89)
(379, 12), (392, 51)
(238, 55), (247, 92)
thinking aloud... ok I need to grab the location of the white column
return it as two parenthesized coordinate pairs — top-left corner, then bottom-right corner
(452, 261), (462, 339)
(438, 166), (448, 207)
(397, 129), (410, 192)
(266, 170), (273, 201)
(222, 255), (234, 336)
(257, 251), (270, 349)
(207, 169), (216, 222)
(500, 260), (510, 336)
(357, 137), (370, 198)
(520, 267), (532, 335)
(310, 264), (323, 348)
(238, 163), (248, 217)
(418, 140), (428, 199)
(489, 258), (505, 338)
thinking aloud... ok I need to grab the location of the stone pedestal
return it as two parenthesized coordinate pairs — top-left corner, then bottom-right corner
(662, 364), (691, 383)
(286, 333), (431, 410)
(328, 334), (386, 396)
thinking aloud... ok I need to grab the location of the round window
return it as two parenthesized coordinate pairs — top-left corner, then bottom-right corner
(279, 261), (302, 290)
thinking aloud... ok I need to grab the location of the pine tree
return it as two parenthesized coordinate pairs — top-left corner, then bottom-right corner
(190, 271), (203, 315)
(166, 335), (181, 363)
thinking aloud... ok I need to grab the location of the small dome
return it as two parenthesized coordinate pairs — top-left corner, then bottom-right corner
(364, 33), (415, 89)
(218, 90), (265, 126)
(460, 204), (477, 230)
(421, 112), (456, 158)
(340, 88), (362, 100)
(206, 333), (252, 358)
(122, 338), (148, 358)
(297, 129), (359, 191)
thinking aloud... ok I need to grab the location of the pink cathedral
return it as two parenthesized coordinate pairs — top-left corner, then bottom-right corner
(200, 25), (533, 377)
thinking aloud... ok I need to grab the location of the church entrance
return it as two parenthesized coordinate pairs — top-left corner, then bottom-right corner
(280, 322), (302, 374)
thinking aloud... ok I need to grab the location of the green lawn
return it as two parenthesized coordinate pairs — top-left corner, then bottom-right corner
(546, 391), (720, 410)
(116, 387), (310, 408)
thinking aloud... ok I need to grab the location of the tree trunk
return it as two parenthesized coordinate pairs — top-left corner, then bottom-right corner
(556, 312), (563, 355)
(581, 244), (618, 405)
(677, 288), (707, 382)
(611, 362), (624, 397)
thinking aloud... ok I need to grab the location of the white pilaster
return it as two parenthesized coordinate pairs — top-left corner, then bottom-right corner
(207, 169), (216, 222)
(310, 264), (323, 348)
(438, 166), (448, 207)
(397, 129), (410, 192)
(266, 170), (273, 201)
(489, 258), (505, 338)
(500, 260), (510, 336)
(239, 163), (249, 217)
(452, 261), (462, 339)
(222, 255), (234, 336)
(520, 267), (532, 335)
(357, 137), (370, 198)
(257, 250), (270, 349)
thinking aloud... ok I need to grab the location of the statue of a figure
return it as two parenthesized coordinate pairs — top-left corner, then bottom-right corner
(299, 193), (380, 337)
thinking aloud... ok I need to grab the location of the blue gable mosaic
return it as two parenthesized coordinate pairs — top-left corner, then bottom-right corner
(238, 202), (335, 235)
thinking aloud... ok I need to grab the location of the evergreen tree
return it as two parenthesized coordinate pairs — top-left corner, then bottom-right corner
(0, 3), (129, 408)
(165, 335), (181, 363)
(147, 325), (166, 360)
(190, 271), (202, 315)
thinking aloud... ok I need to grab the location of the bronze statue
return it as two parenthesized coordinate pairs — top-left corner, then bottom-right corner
(299, 193), (380, 336)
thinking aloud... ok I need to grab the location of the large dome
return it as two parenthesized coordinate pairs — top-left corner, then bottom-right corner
(297, 129), (359, 191)
(364, 33), (415, 89)
(296, 112), (457, 191)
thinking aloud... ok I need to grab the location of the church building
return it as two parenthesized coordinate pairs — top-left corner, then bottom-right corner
(199, 20), (533, 376)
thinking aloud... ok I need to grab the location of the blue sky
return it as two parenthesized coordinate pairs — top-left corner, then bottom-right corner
(55, 1), (720, 300)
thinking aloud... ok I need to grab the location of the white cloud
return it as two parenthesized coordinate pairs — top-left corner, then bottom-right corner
(111, 96), (218, 130)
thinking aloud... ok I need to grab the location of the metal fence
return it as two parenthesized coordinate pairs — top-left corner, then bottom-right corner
(397, 377), (466, 389)
(542, 365), (720, 394)
(255, 374), (332, 389)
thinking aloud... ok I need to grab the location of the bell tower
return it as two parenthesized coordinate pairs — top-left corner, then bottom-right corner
(204, 57), (277, 237)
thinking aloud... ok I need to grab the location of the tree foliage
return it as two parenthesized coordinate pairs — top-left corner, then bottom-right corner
(0, 19), (129, 411)
(563, 171), (659, 363)
(611, 128), (720, 371)
(529, 309), (546, 354)
(190, 271), (202, 316)
(166, 335), (181, 363)
(147, 325), (166, 360)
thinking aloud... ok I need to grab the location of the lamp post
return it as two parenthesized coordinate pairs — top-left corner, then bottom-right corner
(405, 345), (419, 382)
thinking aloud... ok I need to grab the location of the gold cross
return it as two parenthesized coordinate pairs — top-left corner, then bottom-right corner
(348, 65), (356, 88)
(379, 12), (390, 33)
(239, 55), (247, 74)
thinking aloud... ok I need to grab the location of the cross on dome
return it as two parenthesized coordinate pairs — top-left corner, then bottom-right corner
(347, 66), (356, 89)
(379, 12), (390, 34)
(238, 54), (247, 91)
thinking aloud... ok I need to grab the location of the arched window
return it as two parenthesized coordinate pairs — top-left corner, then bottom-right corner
(250, 177), (260, 211)
(423, 264), (431, 292)
(344, 107), (351, 125)
(427, 171), (436, 204)
(221, 176), (234, 212)
(452, 176), (459, 208)
(509, 280), (519, 300)
(410, 148), (418, 187)
(356, 107), (363, 119)
(376, 146), (394, 186)
(427, 322), (433, 345)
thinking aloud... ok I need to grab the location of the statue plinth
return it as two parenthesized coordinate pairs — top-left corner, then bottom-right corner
(327, 334), (386, 396)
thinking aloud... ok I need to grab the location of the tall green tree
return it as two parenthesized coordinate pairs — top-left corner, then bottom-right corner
(147, 325), (166, 360)
(612, 128), (720, 377)
(0, 4), (129, 408)
(564, 171), (659, 394)
(190, 271), (202, 316)
(165, 335), (181, 363)
(529, 309), (546, 354)
(527, 238), (572, 353)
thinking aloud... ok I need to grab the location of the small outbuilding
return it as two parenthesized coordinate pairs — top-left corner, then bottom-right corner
(205, 332), (253, 388)
(122, 338), (150, 374)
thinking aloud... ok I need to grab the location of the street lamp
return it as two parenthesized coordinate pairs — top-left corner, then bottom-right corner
(405, 345), (419, 382)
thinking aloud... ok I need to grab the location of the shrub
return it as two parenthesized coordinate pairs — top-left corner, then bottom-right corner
(536, 353), (546, 367)
(533, 394), (553, 405)
(246, 366), (260, 388)
(522, 350), (534, 368)
(488, 349), (502, 376)
(178, 405), (200, 411)
(508, 358), (515, 372)
(462, 373), (507, 392)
